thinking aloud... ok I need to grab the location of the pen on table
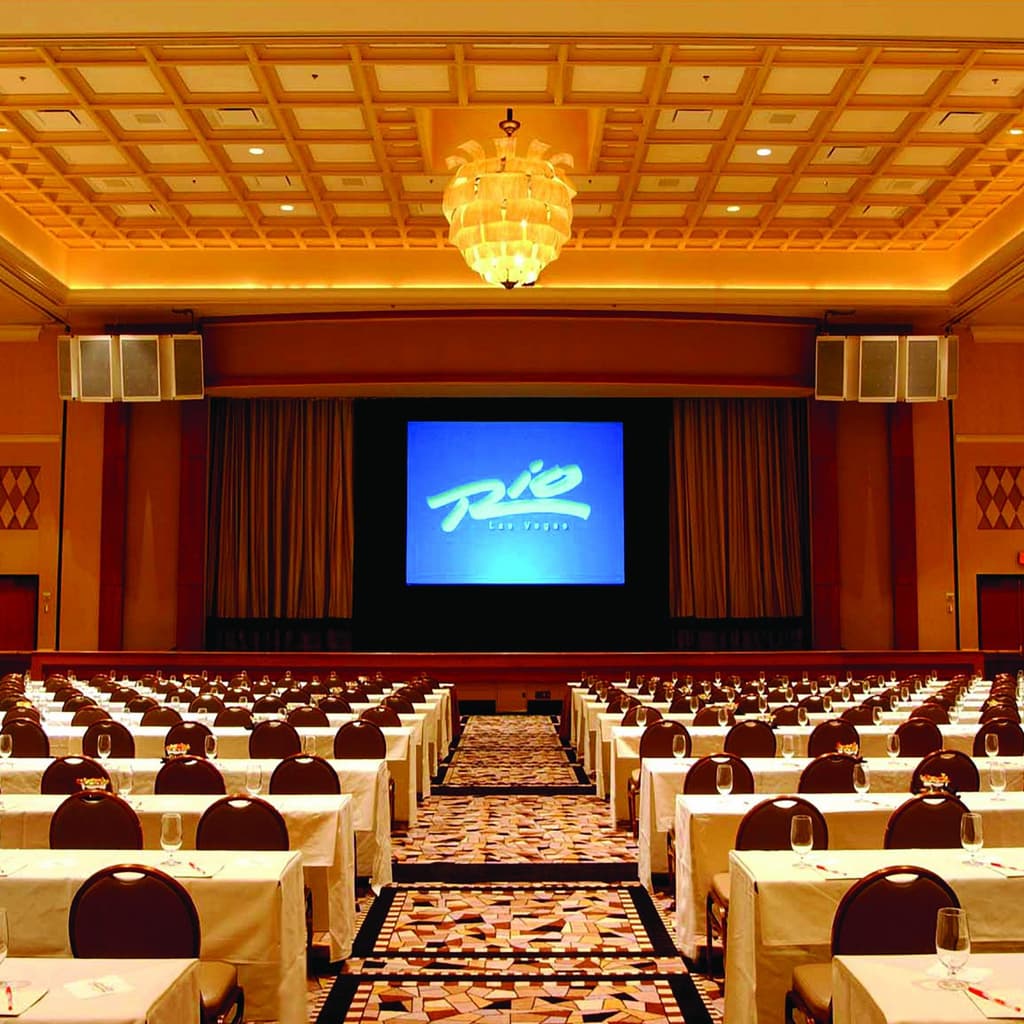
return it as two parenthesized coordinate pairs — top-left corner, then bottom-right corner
(968, 986), (1024, 1014)
(988, 861), (1022, 872)
(6, 982), (12, 1011)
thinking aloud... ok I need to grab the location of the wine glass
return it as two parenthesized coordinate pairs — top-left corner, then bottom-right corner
(984, 733), (1000, 759)
(635, 706), (648, 729)
(781, 734), (795, 759)
(204, 734), (217, 761)
(160, 812), (183, 866)
(0, 736), (11, 760)
(717, 707), (730, 728)
(302, 733), (317, 757)
(797, 707), (809, 728)
(948, 704), (960, 725)
(119, 765), (135, 807)
(790, 814), (814, 867)
(886, 733), (901, 758)
(935, 907), (970, 989)
(822, 694), (833, 713)
(0, 909), (8, 976)
(671, 671), (679, 686)
(853, 762), (870, 802)
(96, 733), (112, 761)
(990, 763), (1006, 800)
(715, 762), (733, 799)
(245, 763), (263, 796)
(689, 696), (700, 714)
(960, 812), (983, 864)
(872, 706), (884, 725)
(672, 734), (688, 761)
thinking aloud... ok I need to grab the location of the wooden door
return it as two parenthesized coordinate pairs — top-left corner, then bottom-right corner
(978, 575), (1024, 652)
(0, 576), (37, 650)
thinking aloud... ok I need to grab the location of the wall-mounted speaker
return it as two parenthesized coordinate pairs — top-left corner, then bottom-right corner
(56, 333), (79, 401)
(858, 335), (899, 402)
(77, 335), (121, 401)
(902, 335), (940, 401)
(159, 334), (204, 400)
(119, 334), (161, 402)
(940, 334), (958, 398)
(814, 335), (857, 401)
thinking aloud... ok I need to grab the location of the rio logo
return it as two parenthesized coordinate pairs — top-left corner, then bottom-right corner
(426, 459), (591, 532)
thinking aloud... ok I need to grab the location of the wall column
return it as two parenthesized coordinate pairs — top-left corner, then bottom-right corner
(809, 401), (841, 648)
(889, 404), (919, 648)
(175, 400), (209, 650)
(97, 404), (128, 649)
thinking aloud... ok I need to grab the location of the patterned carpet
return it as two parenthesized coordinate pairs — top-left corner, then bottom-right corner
(314, 715), (719, 1024)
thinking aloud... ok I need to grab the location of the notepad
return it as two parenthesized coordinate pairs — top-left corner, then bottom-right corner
(65, 975), (132, 1000)
(0, 985), (47, 1017)
(985, 861), (1024, 878)
(966, 986), (1024, 1019)
(166, 860), (222, 879)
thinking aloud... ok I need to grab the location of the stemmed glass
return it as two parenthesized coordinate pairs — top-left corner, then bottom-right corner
(0, 736), (12, 760)
(160, 812), (183, 867)
(204, 734), (218, 761)
(246, 763), (263, 796)
(96, 734), (112, 761)
(119, 766), (136, 808)
(635, 706), (648, 729)
(853, 762), (870, 802)
(990, 763), (1007, 800)
(886, 733), (901, 759)
(672, 734), (688, 762)
(984, 734), (1000, 759)
(715, 762), (733, 801)
(790, 814), (814, 867)
(780, 734), (795, 759)
(935, 907), (970, 989)
(960, 812), (983, 864)
(797, 707), (809, 728)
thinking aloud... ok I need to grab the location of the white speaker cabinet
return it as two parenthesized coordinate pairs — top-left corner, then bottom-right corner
(159, 334), (204, 400)
(814, 335), (858, 401)
(76, 335), (121, 401)
(119, 334), (161, 402)
(858, 335), (899, 402)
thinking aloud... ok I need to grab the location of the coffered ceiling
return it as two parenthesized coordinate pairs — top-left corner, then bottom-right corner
(4, 1), (1024, 325)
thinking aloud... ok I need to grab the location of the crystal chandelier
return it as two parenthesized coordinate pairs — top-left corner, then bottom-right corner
(442, 109), (575, 289)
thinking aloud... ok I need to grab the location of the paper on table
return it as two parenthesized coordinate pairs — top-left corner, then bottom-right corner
(0, 986), (47, 1017)
(165, 860), (222, 879)
(809, 861), (862, 879)
(966, 986), (1024, 1019)
(985, 860), (1024, 878)
(65, 975), (133, 999)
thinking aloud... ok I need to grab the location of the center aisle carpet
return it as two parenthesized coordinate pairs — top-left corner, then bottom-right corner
(315, 715), (716, 1024)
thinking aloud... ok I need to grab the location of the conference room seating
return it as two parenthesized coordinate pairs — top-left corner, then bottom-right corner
(0, 718), (50, 757)
(140, 705), (182, 727)
(126, 695), (158, 714)
(693, 705), (733, 727)
(69, 864), (245, 1024)
(910, 749), (980, 794)
(806, 719), (859, 758)
(785, 865), (960, 1024)
(164, 720), (214, 757)
(62, 695), (96, 713)
(190, 694), (226, 715)
(196, 795), (290, 851)
(771, 704), (800, 725)
(154, 755), (227, 795)
(334, 719), (388, 759)
(972, 717), (1024, 756)
(318, 695), (353, 714)
(626, 720), (691, 836)
(724, 720), (776, 757)
(49, 791), (143, 849)
(797, 753), (859, 793)
(215, 706), (254, 728)
(683, 753), (756, 796)
(621, 704), (663, 727)
(893, 717), (943, 757)
(910, 701), (950, 724)
(249, 719), (302, 759)
(883, 792), (969, 849)
(82, 718), (136, 759)
(2, 705), (40, 725)
(40, 755), (110, 795)
(253, 696), (287, 715)
(360, 704), (402, 728)
(269, 754), (342, 794)
(70, 705), (111, 727)
(287, 705), (330, 728)
(279, 687), (310, 706)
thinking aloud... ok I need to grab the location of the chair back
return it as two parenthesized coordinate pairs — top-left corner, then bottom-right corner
(189, 694), (225, 714)
(318, 696), (352, 714)
(249, 720), (302, 759)
(2, 706), (39, 725)
(82, 719), (136, 759)
(622, 704), (664, 727)
(972, 718), (1024, 757)
(163, 720), (213, 757)
(910, 749), (980, 794)
(63, 695), (96, 713)
(49, 791), (143, 849)
(724, 719), (777, 757)
(980, 703), (1021, 724)
(126, 696), (158, 714)
(0, 718), (50, 757)
(154, 756), (226, 795)
(894, 718), (944, 758)
(269, 754), (341, 795)
(287, 705), (330, 728)
(383, 696), (414, 715)
(840, 705), (878, 726)
(214, 706), (254, 728)
(638, 719), (691, 759)
(831, 865), (960, 955)
(807, 719), (860, 759)
(682, 753), (755, 795)
(910, 702), (950, 725)
(735, 795), (829, 851)
(771, 704), (800, 726)
(141, 705), (182, 727)
(41, 755), (110, 795)
(196, 795), (289, 851)
(884, 792), (970, 848)
(280, 687), (309, 705)
(252, 696), (287, 715)
(69, 864), (200, 958)
(693, 705), (733, 727)
(334, 719), (387, 759)
(360, 704), (401, 728)
(71, 706), (111, 727)
(797, 752), (859, 793)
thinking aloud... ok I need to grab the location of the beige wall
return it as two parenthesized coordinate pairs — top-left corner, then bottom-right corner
(954, 332), (1024, 650)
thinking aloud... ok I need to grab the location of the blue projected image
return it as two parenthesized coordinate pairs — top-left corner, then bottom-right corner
(406, 420), (625, 585)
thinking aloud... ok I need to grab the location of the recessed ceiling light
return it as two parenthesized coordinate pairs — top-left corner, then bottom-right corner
(755, 146), (773, 157)
(248, 146), (265, 155)
(1010, 128), (1024, 136)
(726, 204), (741, 213)
(279, 203), (295, 212)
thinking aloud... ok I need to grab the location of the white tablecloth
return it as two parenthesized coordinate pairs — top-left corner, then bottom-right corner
(833, 952), (1024, 1024)
(0, 848), (304, 1024)
(0, 791), (358, 964)
(674, 789), (1024, 960)
(728, 849), (1024, 1024)
(0, 957), (200, 1024)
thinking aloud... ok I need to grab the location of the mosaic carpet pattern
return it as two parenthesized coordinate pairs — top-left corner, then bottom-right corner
(439, 715), (588, 790)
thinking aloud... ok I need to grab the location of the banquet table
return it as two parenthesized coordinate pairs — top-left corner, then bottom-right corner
(727, 848), (1024, 1024)
(0, 791), (358, 964)
(636, 755), (1021, 888)
(832, 952), (1024, 1024)
(0, 847), (305, 1024)
(0, 957), (200, 1024)
(0, 755), (392, 889)
(673, 789), (1024, 961)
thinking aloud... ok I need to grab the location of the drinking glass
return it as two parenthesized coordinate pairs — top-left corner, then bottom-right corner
(853, 762), (870, 801)
(758, 695), (768, 714)
(96, 733), (112, 761)
(689, 696), (700, 713)
(0, 736), (12, 760)
(635, 706), (648, 729)
(781, 734), (795, 759)
(717, 707), (729, 728)
(990, 763), (1007, 800)
(935, 907), (970, 989)
(948, 704), (960, 725)
(672, 734), (688, 761)
(715, 762), (733, 798)
(0, 909), (8, 972)
(303, 733), (318, 757)
(984, 734), (1000, 758)
(204, 734), (217, 760)
(960, 812), (983, 864)
(246, 763), (263, 796)
(160, 812), (183, 866)
(119, 765), (134, 805)
(822, 695), (832, 713)
(797, 707), (808, 727)
(623, 671), (631, 687)
(872, 706), (884, 726)
(713, 671), (721, 685)
(790, 814), (814, 867)
(886, 733), (901, 758)
(671, 671), (679, 686)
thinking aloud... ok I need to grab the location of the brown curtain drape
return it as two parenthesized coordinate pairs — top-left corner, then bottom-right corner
(669, 398), (807, 619)
(206, 398), (354, 619)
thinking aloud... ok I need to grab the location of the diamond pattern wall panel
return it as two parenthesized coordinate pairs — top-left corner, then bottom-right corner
(976, 466), (1024, 530)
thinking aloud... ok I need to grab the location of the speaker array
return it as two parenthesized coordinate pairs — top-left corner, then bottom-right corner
(57, 334), (204, 402)
(814, 334), (958, 402)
